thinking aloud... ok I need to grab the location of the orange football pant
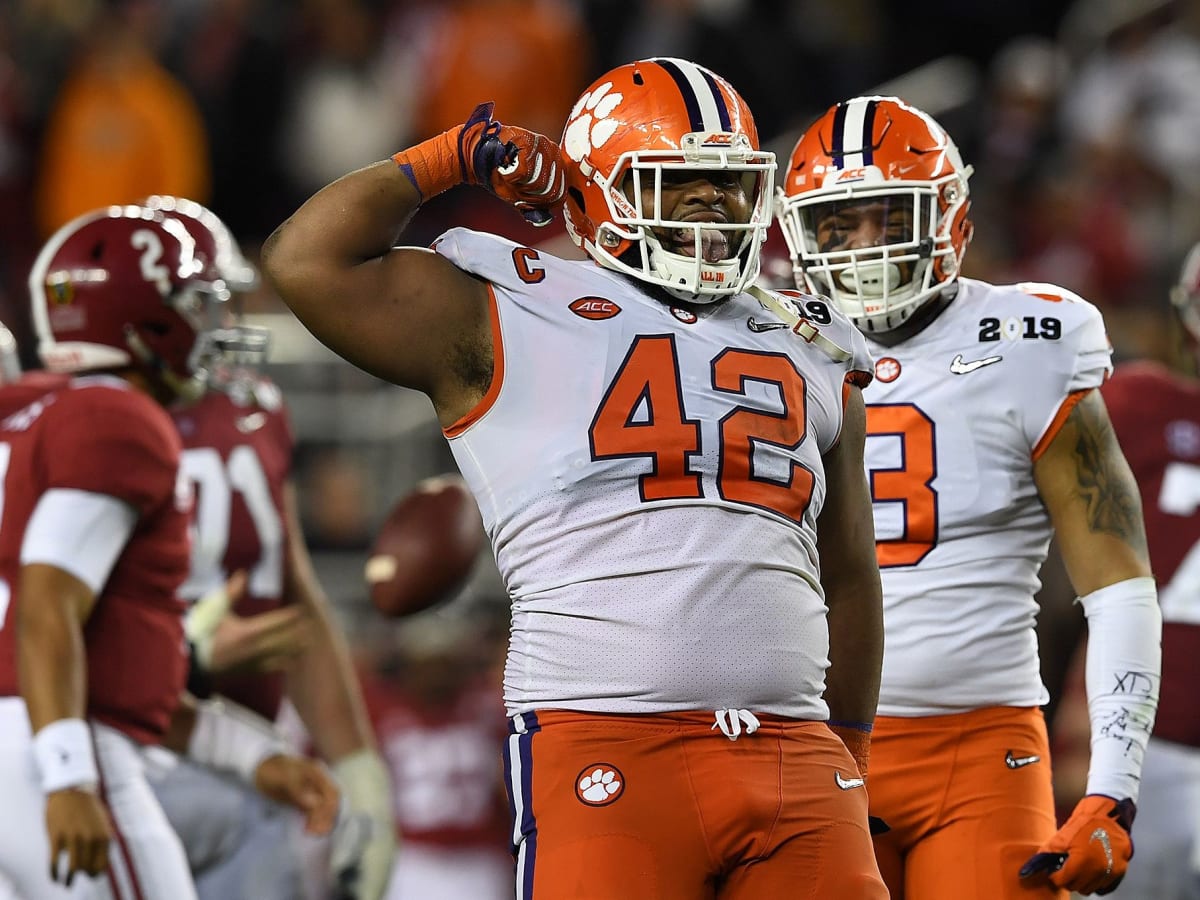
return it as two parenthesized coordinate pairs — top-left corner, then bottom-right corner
(869, 705), (1066, 900)
(504, 709), (888, 900)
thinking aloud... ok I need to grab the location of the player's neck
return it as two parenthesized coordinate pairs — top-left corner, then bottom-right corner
(867, 283), (959, 348)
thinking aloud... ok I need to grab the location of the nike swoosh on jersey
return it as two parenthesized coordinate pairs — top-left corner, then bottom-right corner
(236, 412), (268, 433)
(747, 316), (789, 333)
(835, 771), (865, 790)
(1004, 750), (1041, 769)
(950, 353), (1003, 374)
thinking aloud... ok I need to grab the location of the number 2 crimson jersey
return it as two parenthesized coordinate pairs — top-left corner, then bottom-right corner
(434, 228), (873, 719)
(0, 375), (191, 744)
(171, 374), (293, 719)
(1102, 360), (1200, 747)
(860, 279), (1112, 716)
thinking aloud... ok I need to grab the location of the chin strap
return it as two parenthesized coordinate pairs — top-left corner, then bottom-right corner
(747, 285), (852, 362)
(123, 325), (206, 402)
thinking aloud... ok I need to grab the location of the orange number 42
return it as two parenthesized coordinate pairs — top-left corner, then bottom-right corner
(589, 335), (814, 524)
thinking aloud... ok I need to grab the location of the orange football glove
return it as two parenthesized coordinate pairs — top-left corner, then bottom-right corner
(1019, 795), (1136, 895)
(393, 102), (564, 227)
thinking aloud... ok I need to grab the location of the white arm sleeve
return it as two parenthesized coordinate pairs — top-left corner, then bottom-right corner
(20, 489), (137, 594)
(1079, 576), (1162, 801)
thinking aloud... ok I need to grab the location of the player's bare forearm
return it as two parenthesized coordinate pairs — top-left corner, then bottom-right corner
(281, 484), (376, 762)
(16, 564), (95, 731)
(817, 388), (884, 724)
(1034, 389), (1151, 595)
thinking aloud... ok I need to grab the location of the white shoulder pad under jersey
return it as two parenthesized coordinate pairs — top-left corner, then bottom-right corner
(435, 227), (870, 718)
(860, 278), (1112, 716)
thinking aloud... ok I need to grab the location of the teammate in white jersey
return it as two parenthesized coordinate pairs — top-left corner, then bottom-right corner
(777, 95), (1162, 899)
(261, 57), (889, 899)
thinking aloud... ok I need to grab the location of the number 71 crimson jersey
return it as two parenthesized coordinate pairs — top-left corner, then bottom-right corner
(170, 373), (294, 720)
(859, 278), (1112, 717)
(433, 227), (873, 720)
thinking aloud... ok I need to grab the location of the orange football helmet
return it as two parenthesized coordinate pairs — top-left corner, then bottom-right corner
(560, 58), (776, 302)
(777, 96), (974, 332)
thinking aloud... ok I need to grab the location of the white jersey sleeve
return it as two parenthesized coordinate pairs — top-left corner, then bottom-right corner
(1010, 282), (1113, 452)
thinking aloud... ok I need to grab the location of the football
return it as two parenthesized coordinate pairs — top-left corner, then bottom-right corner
(365, 474), (485, 617)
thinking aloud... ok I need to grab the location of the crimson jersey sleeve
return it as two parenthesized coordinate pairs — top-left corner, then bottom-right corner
(40, 384), (183, 514)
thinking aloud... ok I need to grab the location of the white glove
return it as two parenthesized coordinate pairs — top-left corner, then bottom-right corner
(184, 572), (245, 670)
(330, 749), (397, 900)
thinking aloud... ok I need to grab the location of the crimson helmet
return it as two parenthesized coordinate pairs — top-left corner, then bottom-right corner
(1171, 242), (1200, 371)
(29, 205), (227, 400)
(140, 195), (258, 291)
(777, 96), (974, 333)
(560, 57), (776, 302)
(140, 195), (269, 366)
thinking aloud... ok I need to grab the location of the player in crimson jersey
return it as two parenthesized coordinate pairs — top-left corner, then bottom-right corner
(360, 611), (512, 900)
(1079, 244), (1200, 900)
(777, 96), (1161, 898)
(0, 206), (338, 900)
(140, 197), (396, 900)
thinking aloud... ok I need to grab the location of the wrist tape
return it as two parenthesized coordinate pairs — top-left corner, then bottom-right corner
(392, 129), (464, 202)
(33, 718), (99, 793)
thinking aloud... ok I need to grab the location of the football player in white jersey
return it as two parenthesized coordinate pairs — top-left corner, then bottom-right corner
(261, 57), (889, 899)
(777, 95), (1163, 899)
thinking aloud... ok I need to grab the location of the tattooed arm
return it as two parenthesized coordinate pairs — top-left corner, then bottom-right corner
(1033, 388), (1151, 594)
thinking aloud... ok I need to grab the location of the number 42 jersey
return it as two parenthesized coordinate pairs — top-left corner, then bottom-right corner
(860, 278), (1112, 716)
(435, 228), (873, 720)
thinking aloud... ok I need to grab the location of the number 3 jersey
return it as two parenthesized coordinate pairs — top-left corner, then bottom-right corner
(860, 278), (1112, 716)
(170, 374), (294, 719)
(435, 228), (873, 719)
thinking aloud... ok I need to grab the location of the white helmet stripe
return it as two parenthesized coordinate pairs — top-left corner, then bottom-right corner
(834, 97), (874, 170)
(652, 57), (730, 133)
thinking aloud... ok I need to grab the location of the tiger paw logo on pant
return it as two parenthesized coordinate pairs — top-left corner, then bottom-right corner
(575, 763), (625, 806)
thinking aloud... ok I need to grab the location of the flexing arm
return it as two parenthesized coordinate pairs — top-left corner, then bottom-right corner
(817, 386), (884, 771)
(262, 106), (562, 425)
(261, 160), (488, 418)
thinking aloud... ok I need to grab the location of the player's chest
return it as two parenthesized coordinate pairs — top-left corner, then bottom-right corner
(861, 343), (1028, 494)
